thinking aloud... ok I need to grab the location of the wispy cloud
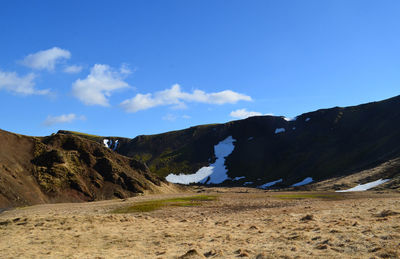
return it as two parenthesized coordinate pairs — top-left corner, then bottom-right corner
(119, 63), (133, 75)
(121, 84), (252, 113)
(162, 113), (177, 121)
(72, 64), (130, 106)
(0, 69), (49, 95)
(230, 108), (265, 119)
(63, 65), (83, 74)
(43, 113), (86, 126)
(21, 47), (71, 71)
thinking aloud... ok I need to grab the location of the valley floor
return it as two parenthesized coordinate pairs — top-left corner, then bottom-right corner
(0, 188), (400, 259)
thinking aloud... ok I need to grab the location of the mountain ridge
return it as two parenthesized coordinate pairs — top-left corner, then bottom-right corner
(1, 95), (400, 208)
(58, 95), (400, 190)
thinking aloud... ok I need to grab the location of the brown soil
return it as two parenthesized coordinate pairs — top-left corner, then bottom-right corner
(0, 129), (183, 208)
(1, 188), (399, 258)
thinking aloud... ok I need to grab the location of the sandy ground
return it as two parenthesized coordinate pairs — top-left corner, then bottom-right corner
(1, 188), (400, 259)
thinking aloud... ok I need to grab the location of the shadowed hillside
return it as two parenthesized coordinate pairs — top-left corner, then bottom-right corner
(112, 95), (400, 188)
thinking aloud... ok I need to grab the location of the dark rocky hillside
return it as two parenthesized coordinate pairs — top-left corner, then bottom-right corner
(112, 95), (400, 189)
(0, 130), (171, 207)
(14, 95), (400, 196)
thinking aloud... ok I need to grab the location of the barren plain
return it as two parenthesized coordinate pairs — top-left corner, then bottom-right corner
(1, 187), (399, 259)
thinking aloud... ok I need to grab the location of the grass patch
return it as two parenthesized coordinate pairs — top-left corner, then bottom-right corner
(275, 193), (343, 200)
(112, 195), (217, 213)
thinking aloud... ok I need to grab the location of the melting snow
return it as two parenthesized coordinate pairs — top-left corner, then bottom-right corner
(233, 176), (245, 181)
(258, 179), (283, 189)
(103, 139), (111, 148)
(103, 139), (118, 150)
(292, 177), (313, 187)
(112, 140), (119, 151)
(284, 116), (297, 121)
(305, 117), (311, 122)
(165, 167), (214, 184)
(275, 128), (285, 134)
(336, 179), (390, 192)
(166, 136), (236, 184)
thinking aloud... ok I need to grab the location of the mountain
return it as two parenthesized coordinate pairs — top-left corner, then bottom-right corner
(2, 95), (399, 208)
(61, 95), (400, 191)
(0, 129), (176, 208)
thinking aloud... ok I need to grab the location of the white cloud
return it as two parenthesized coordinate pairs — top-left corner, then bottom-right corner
(230, 108), (264, 119)
(63, 65), (83, 74)
(21, 47), (71, 71)
(119, 63), (133, 75)
(72, 64), (130, 106)
(121, 84), (252, 113)
(162, 113), (177, 121)
(0, 70), (49, 95)
(43, 113), (86, 126)
(162, 114), (191, 121)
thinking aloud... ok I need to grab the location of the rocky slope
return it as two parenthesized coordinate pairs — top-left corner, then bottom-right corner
(4, 94), (399, 206)
(0, 130), (175, 208)
(86, 95), (400, 190)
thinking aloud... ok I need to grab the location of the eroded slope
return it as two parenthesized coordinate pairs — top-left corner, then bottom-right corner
(0, 130), (174, 207)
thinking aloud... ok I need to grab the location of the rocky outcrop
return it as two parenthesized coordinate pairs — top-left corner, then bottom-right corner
(0, 130), (169, 207)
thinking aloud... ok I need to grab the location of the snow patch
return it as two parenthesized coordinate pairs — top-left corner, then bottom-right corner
(166, 136), (236, 184)
(166, 167), (214, 184)
(112, 140), (119, 151)
(103, 139), (119, 150)
(284, 116), (297, 121)
(292, 177), (313, 187)
(258, 179), (283, 189)
(292, 127), (296, 130)
(244, 182), (253, 185)
(305, 117), (311, 122)
(248, 137), (253, 141)
(103, 139), (111, 148)
(275, 128), (285, 134)
(233, 176), (245, 181)
(336, 179), (390, 192)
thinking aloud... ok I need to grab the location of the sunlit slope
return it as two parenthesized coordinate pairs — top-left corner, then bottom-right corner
(0, 129), (170, 207)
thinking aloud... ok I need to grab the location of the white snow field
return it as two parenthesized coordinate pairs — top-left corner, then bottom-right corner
(165, 136), (236, 184)
(258, 179), (283, 189)
(165, 167), (214, 185)
(292, 177), (313, 187)
(336, 179), (390, 192)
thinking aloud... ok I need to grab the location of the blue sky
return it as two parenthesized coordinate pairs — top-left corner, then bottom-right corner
(1, 1), (399, 138)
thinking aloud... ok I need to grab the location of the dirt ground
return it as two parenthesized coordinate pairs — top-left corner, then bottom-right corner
(1, 187), (399, 259)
